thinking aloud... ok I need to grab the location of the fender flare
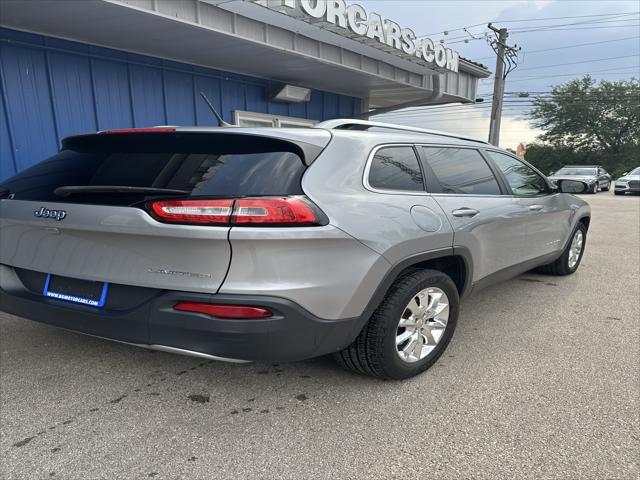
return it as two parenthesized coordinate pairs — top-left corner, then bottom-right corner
(358, 246), (474, 323)
(562, 214), (591, 251)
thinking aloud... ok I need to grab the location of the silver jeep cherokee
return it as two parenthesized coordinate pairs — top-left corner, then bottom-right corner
(0, 120), (591, 379)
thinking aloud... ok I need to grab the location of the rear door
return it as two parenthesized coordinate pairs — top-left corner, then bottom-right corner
(0, 131), (310, 294)
(483, 150), (570, 260)
(419, 146), (529, 282)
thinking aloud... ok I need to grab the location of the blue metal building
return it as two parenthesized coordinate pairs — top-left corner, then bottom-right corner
(0, 0), (489, 181)
(0, 28), (360, 180)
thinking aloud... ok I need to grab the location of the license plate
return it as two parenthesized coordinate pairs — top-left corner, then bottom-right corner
(43, 274), (109, 307)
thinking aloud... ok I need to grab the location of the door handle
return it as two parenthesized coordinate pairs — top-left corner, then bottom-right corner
(529, 205), (544, 212)
(452, 208), (480, 217)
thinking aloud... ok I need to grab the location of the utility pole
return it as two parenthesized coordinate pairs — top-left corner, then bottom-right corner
(488, 25), (507, 146)
(487, 24), (520, 146)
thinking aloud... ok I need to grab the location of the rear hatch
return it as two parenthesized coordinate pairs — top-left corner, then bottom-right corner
(0, 129), (327, 296)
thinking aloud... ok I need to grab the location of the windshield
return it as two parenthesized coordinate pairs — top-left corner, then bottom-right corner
(554, 167), (597, 176)
(629, 167), (640, 176)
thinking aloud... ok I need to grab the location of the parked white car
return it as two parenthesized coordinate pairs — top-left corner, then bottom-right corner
(614, 167), (640, 195)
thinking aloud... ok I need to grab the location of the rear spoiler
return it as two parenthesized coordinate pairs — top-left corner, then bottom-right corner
(61, 129), (330, 165)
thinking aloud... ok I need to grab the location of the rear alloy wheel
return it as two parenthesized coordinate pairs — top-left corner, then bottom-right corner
(537, 223), (587, 276)
(396, 287), (450, 363)
(602, 182), (611, 191)
(333, 269), (459, 380)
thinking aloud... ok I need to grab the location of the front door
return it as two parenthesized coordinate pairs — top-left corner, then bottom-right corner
(483, 150), (569, 261)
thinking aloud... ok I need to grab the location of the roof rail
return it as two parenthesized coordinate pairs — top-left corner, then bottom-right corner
(315, 119), (489, 144)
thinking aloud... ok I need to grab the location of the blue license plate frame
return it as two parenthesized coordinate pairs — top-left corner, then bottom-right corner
(42, 274), (109, 308)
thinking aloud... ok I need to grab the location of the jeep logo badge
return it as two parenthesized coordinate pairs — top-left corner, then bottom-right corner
(34, 207), (67, 221)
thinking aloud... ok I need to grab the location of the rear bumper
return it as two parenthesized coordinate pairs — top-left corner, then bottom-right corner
(0, 266), (364, 362)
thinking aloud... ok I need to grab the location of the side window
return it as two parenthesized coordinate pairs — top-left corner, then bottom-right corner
(368, 146), (425, 192)
(485, 151), (548, 196)
(421, 147), (501, 195)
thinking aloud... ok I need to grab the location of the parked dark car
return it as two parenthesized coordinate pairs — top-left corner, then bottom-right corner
(548, 165), (612, 194)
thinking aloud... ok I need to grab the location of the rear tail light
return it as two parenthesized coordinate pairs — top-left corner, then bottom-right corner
(232, 197), (317, 225)
(174, 302), (272, 319)
(150, 199), (233, 225)
(148, 196), (325, 227)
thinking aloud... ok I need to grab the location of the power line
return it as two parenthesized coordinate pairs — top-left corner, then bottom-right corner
(376, 97), (637, 120)
(378, 103), (621, 120)
(378, 111), (533, 121)
(444, 19), (640, 44)
(507, 15), (640, 32)
(376, 96), (636, 117)
(378, 107), (532, 119)
(499, 11), (639, 23)
(499, 90), (639, 96)
(482, 65), (640, 82)
(500, 65), (640, 81)
(437, 14), (639, 43)
(416, 11), (640, 38)
(524, 36), (639, 54)
(509, 65), (640, 78)
(508, 15), (640, 33)
(444, 24), (640, 46)
(515, 54), (640, 71)
(376, 102), (632, 122)
(509, 24), (640, 34)
(505, 70), (640, 83)
(475, 36), (640, 60)
(504, 91), (553, 95)
(382, 90), (640, 111)
(377, 102), (622, 121)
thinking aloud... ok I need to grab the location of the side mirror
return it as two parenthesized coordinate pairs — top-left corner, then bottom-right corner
(557, 179), (588, 194)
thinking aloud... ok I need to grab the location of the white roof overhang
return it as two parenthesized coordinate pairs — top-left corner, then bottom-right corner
(0, 0), (491, 110)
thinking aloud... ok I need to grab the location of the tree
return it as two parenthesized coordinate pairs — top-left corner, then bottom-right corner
(530, 76), (639, 153)
(523, 142), (633, 178)
(522, 143), (578, 176)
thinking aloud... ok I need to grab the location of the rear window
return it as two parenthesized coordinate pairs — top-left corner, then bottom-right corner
(1, 132), (307, 205)
(368, 146), (425, 192)
(554, 167), (597, 176)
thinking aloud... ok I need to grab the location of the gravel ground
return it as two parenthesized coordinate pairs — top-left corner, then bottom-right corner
(1, 192), (639, 480)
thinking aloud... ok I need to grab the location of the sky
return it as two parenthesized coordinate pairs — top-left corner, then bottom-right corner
(360, 0), (640, 149)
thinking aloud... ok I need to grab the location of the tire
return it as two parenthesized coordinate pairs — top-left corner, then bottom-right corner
(590, 184), (598, 194)
(333, 269), (459, 380)
(537, 223), (587, 276)
(602, 182), (610, 191)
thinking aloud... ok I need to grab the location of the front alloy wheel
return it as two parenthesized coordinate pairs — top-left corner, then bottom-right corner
(567, 229), (584, 269)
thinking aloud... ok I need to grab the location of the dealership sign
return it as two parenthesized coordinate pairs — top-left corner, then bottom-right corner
(257, 0), (460, 73)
